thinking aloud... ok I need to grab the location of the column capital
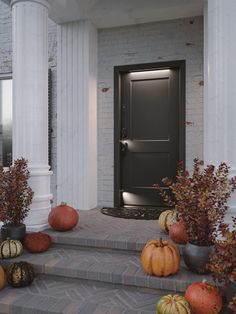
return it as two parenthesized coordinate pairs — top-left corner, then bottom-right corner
(11, 0), (49, 10)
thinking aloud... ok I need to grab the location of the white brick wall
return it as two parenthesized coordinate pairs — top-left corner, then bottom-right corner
(0, 1), (12, 73)
(98, 16), (204, 207)
(0, 1), (203, 209)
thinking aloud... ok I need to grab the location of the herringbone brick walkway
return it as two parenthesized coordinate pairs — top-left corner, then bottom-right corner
(0, 275), (170, 314)
(0, 210), (232, 313)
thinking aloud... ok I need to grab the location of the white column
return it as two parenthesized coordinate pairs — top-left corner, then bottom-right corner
(11, 0), (52, 231)
(204, 0), (236, 223)
(57, 21), (97, 210)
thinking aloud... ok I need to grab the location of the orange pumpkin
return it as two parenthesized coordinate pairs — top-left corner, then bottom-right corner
(185, 282), (222, 314)
(141, 238), (180, 277)
(25, 232), (52, 253)
(0, 264), (6, 290)
(48, 202), (79, 231)
(169, 220), (188, 244)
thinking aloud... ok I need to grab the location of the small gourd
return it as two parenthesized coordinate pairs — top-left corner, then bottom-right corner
(6, 261), (35, 287)
(169, 220), (188, 244)
(156, 294), (192, 314)
(25, 232), (52, 253)
(159, 209), (178, 233)
(0, 238), (23, 259)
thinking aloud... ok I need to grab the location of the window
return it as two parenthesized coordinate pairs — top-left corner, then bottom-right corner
(0, 76), (12, 167)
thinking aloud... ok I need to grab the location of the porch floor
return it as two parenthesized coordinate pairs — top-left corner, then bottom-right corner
(0, 209), (231, 314)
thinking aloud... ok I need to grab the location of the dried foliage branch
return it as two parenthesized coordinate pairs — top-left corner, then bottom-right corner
(208, 218), (236, 284)
(155, 159), (236, 245)
(0, 157), (34, 225)
(229, 293), (236, 312)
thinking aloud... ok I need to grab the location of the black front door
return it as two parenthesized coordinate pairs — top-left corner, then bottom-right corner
(114, 61), (185, 208)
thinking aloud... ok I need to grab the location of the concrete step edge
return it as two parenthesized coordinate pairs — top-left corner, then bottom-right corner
(48, 234), (185, 255)
(0, 258), (212, 293)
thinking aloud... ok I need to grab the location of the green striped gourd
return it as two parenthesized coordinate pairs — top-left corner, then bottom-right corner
(156, 294), (192, 314)
(7, 261), (35, 287)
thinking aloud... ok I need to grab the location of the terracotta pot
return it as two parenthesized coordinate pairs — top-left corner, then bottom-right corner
(1, 223), (26, 243)
(183, 242), (213, 274)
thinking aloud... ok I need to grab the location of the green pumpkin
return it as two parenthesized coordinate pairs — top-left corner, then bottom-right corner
(0, 239), (23, 259)
(6, 261), (35, 287)
(156, 294), (192, 314)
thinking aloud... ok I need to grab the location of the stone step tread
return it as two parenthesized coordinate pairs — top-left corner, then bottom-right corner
(44, 209), (169, 253)
(0, 275), (170, 314)
(0, 275), (231, 314)
(0, 246), (211, 292)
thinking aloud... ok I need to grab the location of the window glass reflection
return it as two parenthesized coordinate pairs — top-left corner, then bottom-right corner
(0, 79), (12, 167)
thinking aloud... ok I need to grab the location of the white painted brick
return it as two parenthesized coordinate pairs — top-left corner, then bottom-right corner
(98, 16), (203, 207)
(0, 2), (203, 209)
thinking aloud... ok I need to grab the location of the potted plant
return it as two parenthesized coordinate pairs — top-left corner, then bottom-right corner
(208, 217), (236, 312)
(0, 157), (34, 242)
(156, 158), (236, 273)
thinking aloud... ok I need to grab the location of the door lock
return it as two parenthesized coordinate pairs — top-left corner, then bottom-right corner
(120, 141), (128, 155)
(121, 127), (127, 139)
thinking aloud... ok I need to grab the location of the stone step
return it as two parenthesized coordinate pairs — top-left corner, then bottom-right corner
(44, 209), (165, 253)
(0, 274), (231, 314)
(0, 246), (211, 293)
(46, 228), (185, 255)
(0, 274), (170, 314)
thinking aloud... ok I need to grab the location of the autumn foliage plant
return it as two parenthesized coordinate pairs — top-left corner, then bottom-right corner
(208, 218), (236, 311)
(155, 159), (236, 246)
(208, 218), (236, 284)
(0, 158), (33, 225)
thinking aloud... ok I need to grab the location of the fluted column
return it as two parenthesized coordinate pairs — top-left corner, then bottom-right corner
(57, 21), (97, 210)
(204, 0), (236, 223)
(11, 0), (52, 230)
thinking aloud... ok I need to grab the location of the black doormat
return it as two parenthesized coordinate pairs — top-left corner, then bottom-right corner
(101, 206), (165, 220)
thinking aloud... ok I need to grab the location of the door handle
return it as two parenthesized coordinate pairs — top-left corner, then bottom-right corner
(120, 141), (128, 155)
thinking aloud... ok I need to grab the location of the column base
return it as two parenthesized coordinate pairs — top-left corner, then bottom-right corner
(24, 165), (53, 231)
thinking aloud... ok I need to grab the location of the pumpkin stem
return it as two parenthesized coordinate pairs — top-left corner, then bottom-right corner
(159, 237), (164, 247)
(60, 202), (67, 206)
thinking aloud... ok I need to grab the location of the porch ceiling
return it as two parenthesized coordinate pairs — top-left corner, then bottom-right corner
(47, 0), (203, 28)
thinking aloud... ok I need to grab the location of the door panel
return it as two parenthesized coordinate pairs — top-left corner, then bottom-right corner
(120, 68), (181, 207)
(131, 78), (169, 140)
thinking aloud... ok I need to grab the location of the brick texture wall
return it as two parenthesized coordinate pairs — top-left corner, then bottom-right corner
(98, 17), (203, 207)
(0, 1), (12, 73)
(0, 1), (203, 209)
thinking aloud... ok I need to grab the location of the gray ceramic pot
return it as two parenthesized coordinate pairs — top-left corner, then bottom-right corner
(225, 281), (236, 303)
(183, 242), (213, 274)
(1, 223), (26, 243)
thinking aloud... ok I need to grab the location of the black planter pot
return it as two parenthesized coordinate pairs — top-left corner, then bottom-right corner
(1, 223), (26, 243)
(183, 242), (213, 274)
(225, 281), (236, 303)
